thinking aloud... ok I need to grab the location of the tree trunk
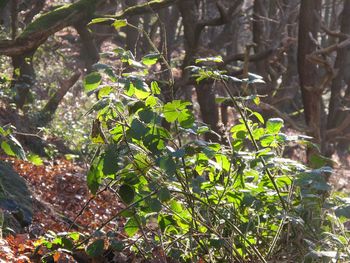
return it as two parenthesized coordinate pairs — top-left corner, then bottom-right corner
(75, 23), (100, 73)
(11, 51), (36, 109)
(327, 0), (350, 156)
(252, 0), (268, 78)
(123, 0), (140, 54)
(297, 0), (322, 155)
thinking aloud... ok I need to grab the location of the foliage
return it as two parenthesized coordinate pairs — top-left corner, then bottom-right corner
(33, 51), (350, 262)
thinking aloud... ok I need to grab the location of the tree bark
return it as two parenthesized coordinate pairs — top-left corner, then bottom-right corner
(252, 0), (268, 77)
(327, 0), (350, 129)
(39, 72), (81, 126)
(326, 0), (350, 156)
(123, 0), (140, 53)
(297, 0), (322, 153)
(75, 23), (100, 73)
(11, 51), (36, 109)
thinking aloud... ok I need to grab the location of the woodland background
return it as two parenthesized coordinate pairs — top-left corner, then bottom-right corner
(0, 0), (350, 262)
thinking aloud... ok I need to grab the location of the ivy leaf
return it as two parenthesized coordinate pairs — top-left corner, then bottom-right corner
(125, 217), (139, 237)
(84, 72), (102, 92)
(142, 53), (160, 66)
(266, 118), (284, 134)
(86, 239), (104, 257)
(119, 184), (135, 204)
(112, 19), (127, 30)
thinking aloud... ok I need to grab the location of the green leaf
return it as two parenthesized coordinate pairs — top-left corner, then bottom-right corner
(163, 100), (193, 127)
(112, 19), (127, 29)
(253, 96), (260, 105)
(68, 232), (80, 242)
(98, 86), (113, 99)
(195, 56), (223, 64)
(1, 141), (16, 156)
(158, 214), (176, 231)
(87, 165), (102, 195)
(210, 238), (225, 248)
(335, 205), (350, 218)
(147, 198), (162, 212)
(158, 187), (171, 202)
(134, 88), (150, 100)
(170, 200), (183, 213)
(88, 17), (112, 25)
(86, 239), (104, 257)
(27, 153), (43, 166)
(266, 118), (284, 134)
(138, 109), (157, 123)
(151, 81), (161, 95)
(125, 217), (139, 237)
(119, 184), (135, 204)
(251, 111), (264, 124)
(61, 237), (74, 251)
(84, 72), (102, 92)
(129, 119), (149, 140)
(260, 134), (276, 147)
(110, 240), (124, 252)
(145, 95), (157, 107)
(159, 156), (176, 175)
(102, 144), (119, 175)
(142, 53), (160, 66)
(124, 80), (135, 96)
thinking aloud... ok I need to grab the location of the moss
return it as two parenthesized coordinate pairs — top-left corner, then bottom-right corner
(20, 0), (99, 38)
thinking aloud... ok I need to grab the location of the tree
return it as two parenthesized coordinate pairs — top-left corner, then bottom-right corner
(297, 0), (322, 155)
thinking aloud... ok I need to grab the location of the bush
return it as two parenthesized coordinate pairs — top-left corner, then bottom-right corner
(36, 50), (350, 262)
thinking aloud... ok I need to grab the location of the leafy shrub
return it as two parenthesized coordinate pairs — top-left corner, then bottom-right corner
(34, 38), (350, 262)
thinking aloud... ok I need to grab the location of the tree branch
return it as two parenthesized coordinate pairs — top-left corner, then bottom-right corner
(223, 48), (274, 65)
(106, 0), (178, 19)
(0, 0), (105, 56)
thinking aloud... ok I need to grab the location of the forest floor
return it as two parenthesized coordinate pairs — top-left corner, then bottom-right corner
(0, 156), (125, 262)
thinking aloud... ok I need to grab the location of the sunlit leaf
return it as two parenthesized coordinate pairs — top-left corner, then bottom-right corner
(84, 72), (102, 92)
(266, 118), (284, 134)
(125, 217), (139, 237)
(112, 19), (127, 29)
(142, 53), (161, 66)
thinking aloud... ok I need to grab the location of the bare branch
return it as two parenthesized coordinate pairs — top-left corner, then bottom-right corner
(326, 114), (350, 139)
(223, 48), (274, 65)
(259, 102), (308, 132)
(106, 0), (178, 19)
